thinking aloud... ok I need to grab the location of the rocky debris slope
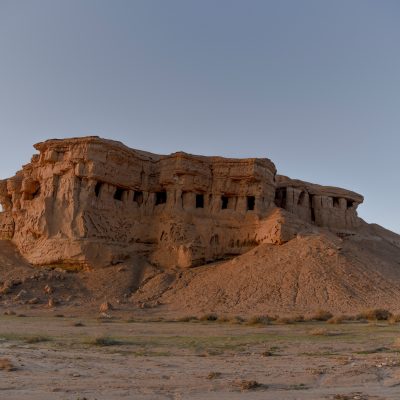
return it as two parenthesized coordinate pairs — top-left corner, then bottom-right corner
(0, 240), (157, 309)
(132, 225), (400, 315)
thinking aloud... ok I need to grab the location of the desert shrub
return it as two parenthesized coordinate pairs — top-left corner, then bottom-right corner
(392, 337), (400, 349)
(177, 315), (198, 322)
(309, 328), (329, 336)
(207, 371), (222, 379)
(72, 321), (85, 327)
(276, 315), (304, 324)
(0, 358), (16, 371)
(87, 336), (122, 346)
(389, 315), (400, 325)
(246, 315), (272, 325)
(229, 316), (245, 324)
(238, 380), (261, 390)
(276, 317), (295, 324)
(199, 313), (218, 321)
(309, 310), (333, 321)
(25, 335), (50, 344)
(357, 309), (392, 321)
(327, 315), (349, 324)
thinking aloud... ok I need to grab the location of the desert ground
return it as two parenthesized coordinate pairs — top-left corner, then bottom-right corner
(1, 310), (400, 399)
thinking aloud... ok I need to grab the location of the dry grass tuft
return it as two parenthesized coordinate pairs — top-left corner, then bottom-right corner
(177, 316), (198, 322)
(0, 358), (17, 371)
(392, 337), (400, 349)
(309, 310), (333, 321)
(207, 371), (222, 379)
(389, 315), (400, 325)
(309, 328), (330, 336)
(327, 315), (352, 324)
(238, 380), (261, 390)
(199, 313), (218, 322)
(276, 315), (304, 324)
(246, 315), (273, 326)
(87, 336), (122, 346)
(229, 316), (245, 324)
(357, 309), (392, 321)
(25, 335), (50, 344)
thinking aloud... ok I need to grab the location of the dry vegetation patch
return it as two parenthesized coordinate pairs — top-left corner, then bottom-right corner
(0, 358), (17, 371)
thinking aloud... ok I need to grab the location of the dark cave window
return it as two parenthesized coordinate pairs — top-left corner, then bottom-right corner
(133, 191), (143, 205)
(347, 199), (354, 209)
(310, 195), (316, 222)
(114, 187), (125, 201)
(274, 188), (287, 209)
(333, 197), (340, 208)
(247, 196), (255, 211)
(155, 191), (167, 205)
(298, 191), (306, 206)
(94, 182), (102, 197)
(196, 194), (204, 208)
(221, 196), (229, 209)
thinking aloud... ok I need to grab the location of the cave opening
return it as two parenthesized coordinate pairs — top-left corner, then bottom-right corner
(114, 187), (125, 201)
(347, 199), (354, 209)
(310, 194), (316, 222)
(155, 191), (167, 205)
(196, 194), (204, 208)
(221, 196), (229, 209)
(333, 197), (340, 208)
(133, 191), (143, 205)
(298, 191), (306, 206)
(247, 196), (255, 211)
(94, 182), (102, 197)
(274, 188), (287, 209)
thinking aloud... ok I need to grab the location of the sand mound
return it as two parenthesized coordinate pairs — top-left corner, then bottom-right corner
(133, 230), (400, 315)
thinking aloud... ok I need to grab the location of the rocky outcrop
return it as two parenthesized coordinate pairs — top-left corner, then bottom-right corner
(0, 136), (364, 269)
(275, 175), (364, 231)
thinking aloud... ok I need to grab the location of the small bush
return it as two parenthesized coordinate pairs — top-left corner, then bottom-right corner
(73, 321), (85, 327)
(25, 335), (50, 344)
(207, 371), (222, 379)
(326, 315), (345, 324)
(0, 358), (16, 371)
(246, 315), (272, 326)
(309, 310), (333, 321)
(199, 313), (218, 322)
(177, 316), (198, 322)
(229, 316), (245, 324)
(261, 350), (274, 357)
(309, 328), (329, 336)
(389, 315), (400, 325)
(358, 309), (392, 321)
(239, 380), (261, 390)
(87, 336), (122, 346)
(276, 315), (304, 324)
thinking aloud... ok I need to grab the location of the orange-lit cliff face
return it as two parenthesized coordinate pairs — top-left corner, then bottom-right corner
(0, 136), (362, 269)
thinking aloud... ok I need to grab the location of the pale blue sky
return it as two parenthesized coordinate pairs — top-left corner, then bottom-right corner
(0, 0), (399, 231)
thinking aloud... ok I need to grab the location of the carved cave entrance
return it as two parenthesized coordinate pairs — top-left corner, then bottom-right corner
(155, 191), (167, 205)
(274, 188), (287, 209)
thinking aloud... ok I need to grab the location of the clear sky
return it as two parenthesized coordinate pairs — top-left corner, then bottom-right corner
(0, 0), (399, 231)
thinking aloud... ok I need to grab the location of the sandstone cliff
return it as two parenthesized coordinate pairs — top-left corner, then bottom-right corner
(0, 136), (364, 270)
(1, 136), (400, 315)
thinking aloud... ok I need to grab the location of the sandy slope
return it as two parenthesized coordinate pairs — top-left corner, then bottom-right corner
(2, 220), (400, 316)
(133, 230), (400, 315)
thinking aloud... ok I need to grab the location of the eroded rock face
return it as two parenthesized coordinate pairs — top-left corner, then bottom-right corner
(275, 176), (364, 231)
(0, 136), (363, 269)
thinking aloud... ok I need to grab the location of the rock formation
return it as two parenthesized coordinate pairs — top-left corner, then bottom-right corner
(0, 136), (364, 270)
